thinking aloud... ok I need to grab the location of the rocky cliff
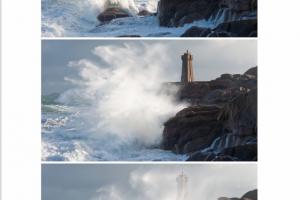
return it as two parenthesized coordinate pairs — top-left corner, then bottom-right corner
(162, 67), (257, 161)
(158, 0), (257, 37)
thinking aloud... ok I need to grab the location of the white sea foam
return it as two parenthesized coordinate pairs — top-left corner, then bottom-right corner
(42, 43), (188, 161)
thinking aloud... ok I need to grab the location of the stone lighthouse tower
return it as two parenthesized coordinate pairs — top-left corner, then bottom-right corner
(176, 170), (188, 200)
(181, 50), (194, 83)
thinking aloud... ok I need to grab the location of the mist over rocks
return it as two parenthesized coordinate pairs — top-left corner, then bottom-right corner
(162, 67), (257, 161)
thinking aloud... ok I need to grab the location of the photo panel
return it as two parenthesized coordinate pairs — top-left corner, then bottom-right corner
(42, 39), (257, 162)
(42, 163), (257, 200)
(42, 0), (257, 37)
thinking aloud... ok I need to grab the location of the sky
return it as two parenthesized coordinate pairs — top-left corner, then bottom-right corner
(42, 164), (257, 200)
(42, 39), (257, 95)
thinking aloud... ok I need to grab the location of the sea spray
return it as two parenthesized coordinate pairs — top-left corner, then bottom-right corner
(88, 0), (140, 14)
(136, 0), (158, 13)
(91, 166), (257, 200)
(62, 43), (187, 147)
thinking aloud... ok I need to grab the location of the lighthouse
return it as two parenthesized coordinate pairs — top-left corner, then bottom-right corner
(181, 50), (194, 83)
(176, 171), (188, 200)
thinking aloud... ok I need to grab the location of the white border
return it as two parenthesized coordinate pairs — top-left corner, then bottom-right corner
(1, 0), (41, 200)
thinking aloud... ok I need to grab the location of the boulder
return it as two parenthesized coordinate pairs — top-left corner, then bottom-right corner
(97, 8), (130, 23)
(138, 10), (154, 16)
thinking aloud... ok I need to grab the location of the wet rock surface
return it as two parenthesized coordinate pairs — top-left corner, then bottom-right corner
(162, 67), (257, 161)
(97, 8), (131, 23)
(158, 0), (220, 27)
(158, 0), (257, 37)
(181, 19), (257, 37)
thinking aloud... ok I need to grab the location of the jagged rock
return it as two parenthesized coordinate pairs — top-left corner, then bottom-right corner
(213, 19), (257, 37)
(158, 0), (220, 27)
(219, 88), (257, 137)
(97, 8), (130, 23)
(158, 0), (257, 31)
(162, 68), (257, 160)
(162, 105), (223, 153)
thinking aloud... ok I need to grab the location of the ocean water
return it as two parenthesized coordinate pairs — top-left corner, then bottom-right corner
(42, 97), (187, 161)
(41, 0), (219, 37)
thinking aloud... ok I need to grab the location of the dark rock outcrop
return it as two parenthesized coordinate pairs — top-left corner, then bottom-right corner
(163, 105), (223, 154)
(220, 0), (257, 12)
(97, 8), (131, 23)
(158, 0), (257, 28)
(162, 67), (257, 161)
(244, 66), (257, 77)
(158, 0), (220, 27)
(181, 26), (212, 37)
(218, 189), (257, 200)
(158, 0), (257, 37)
(181, 19), (257, 37)
(241, 189), (258, 200)
(213, 19), (257, 37)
